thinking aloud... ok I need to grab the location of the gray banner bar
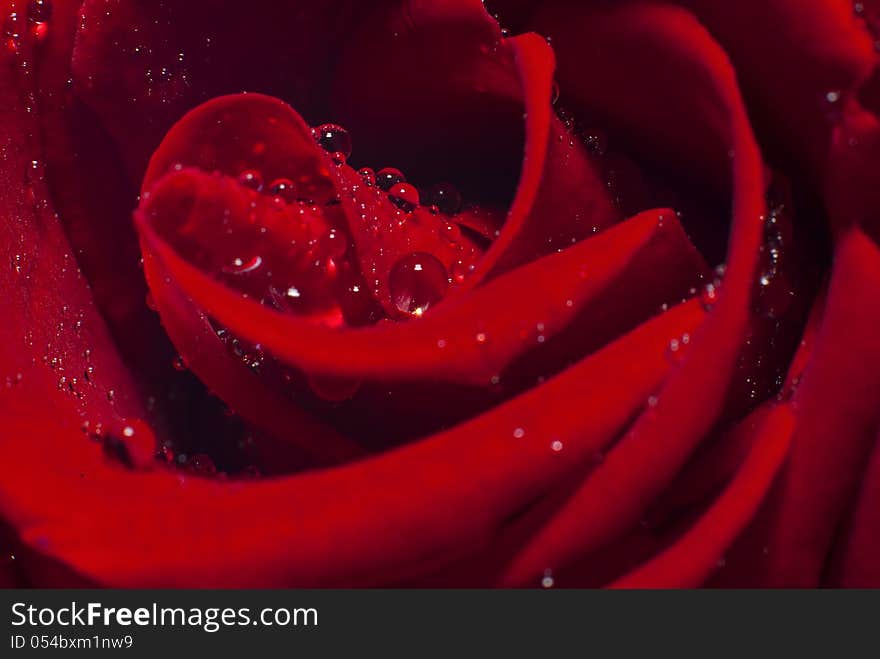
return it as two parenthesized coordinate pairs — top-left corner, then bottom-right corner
(1, 589), (876, 656)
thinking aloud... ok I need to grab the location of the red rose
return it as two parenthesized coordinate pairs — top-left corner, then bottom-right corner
(0, 0), (878, 587)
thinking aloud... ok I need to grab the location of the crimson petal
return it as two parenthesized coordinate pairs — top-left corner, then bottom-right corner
(0, 301), (704, 586)
(765, 229), (880, 586)
(499, 2), (767, 586)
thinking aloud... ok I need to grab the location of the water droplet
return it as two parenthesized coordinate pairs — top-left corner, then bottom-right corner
(541, 569), (555, 588)
(239, 169), (263, 192)
(267, 178), (297, 203)
(388, 252), (448, 317)
(388, 182), (420, 212)
(358, 167), (376, 187)
(440, 222), (462, 242)
(755, 271), (794, 319)
(377, 167), (405, 191)
(754, 200), (794, 319)
(451, 259), (473, 285)
(102, 419), (156, 469)
(425, 183), (462, 215)
(551, 439), (564, 452)
(314, 123), (352, 159)
(513, 427), (525, 439)
(701, 281), (719, 310)
(223, 255), (263, 275)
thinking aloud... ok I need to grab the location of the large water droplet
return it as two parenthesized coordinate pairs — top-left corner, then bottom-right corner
(388, 182), (419, 212)
(377, 167), (405, 191)
(267, 178), (297, 203)
(314, 123), (352, 160)
(239, 169), (263, 192)
(389, 252), (448, 317)
(425, 183), (462, 215)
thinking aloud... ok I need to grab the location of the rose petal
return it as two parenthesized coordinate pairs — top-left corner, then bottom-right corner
(138, 204), (707, 385)
(838, 426), (880, 587)
(676, 0), (878, 182)
(0, 14), (149, 435)
(0, 301), (704, 586)
(825, 102), (880, 242)
(612, 404), (794, 588)
(143, 246), (364, 466)
(526, 2), (740, 198)
(332, 6), (619, 280)
(765, 228), (880, 586)
(499, 2), (767, 586)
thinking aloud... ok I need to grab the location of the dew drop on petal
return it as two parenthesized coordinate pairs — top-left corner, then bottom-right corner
(238, 169), (263, 192)
(701, 281), (719, 310)
(425, 182), (462, 215)
(440, 222), (462, 242)
(389, 252), (448, 317)
(267, 178), (297, 203)
(377, 167), (405, 191)
(388, 182), (420, 212)
(102, 419), (156, 469)
(314, 123), (352, 159)
(358, 167), (376, 187)
(450, 259), (473, 285)
(223, 255), (263, 275)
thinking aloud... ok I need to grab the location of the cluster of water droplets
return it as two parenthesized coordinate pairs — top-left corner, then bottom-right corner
(754, 195), (795, 320)
(205, 122), (480, 323)
(311, 124), (477, 320)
